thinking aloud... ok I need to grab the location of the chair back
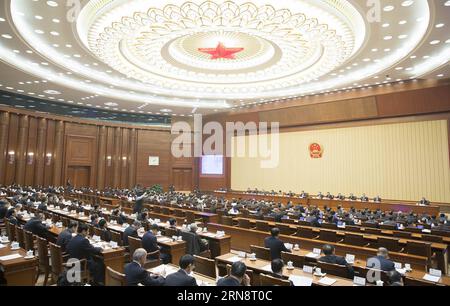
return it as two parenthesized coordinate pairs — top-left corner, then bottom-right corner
(354, 266), (389, 284)
(343, 233), (366, 247)
(364, 228), (382, 235)
(105, 266), (126, 286)
(316, 261), (352, 279)
(49, 242), (64, 279)
(226, 264), (255, 286)
(6, 220), (16, 242)
(296, 226), (316, 239)
(193, 255), (217, 278)
(255, 220), (270, 232)
(23, 230), (35, 251)
(318, 229), (338, 242)
(15, 226), (25, 248)
(404, 277), (444, 286)
(36, 236), (50, 267)
(162, 207), (171, 215)
(259, 273), (291, 286)
(377, 237), (402, 252)
(393, 231), (412, 239)
(250, 245), (271, 261)
(128, 236), (142, 257)
(405, 241), (431, 259)
(421, 234), (443, 243)
(222, 216), (234, 226)
(321, 222), (337, 230)
(345, 225), (361, 233)
(110, 230), (123, 246)
(278, 224), (296, 236)
(238, 218), (251, 229)
(281, 252), (305, 268)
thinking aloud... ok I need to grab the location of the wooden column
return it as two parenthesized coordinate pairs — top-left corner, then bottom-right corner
(34, 118), (47, 186)
(0, 112), (10, 184)
(15, 115), (29, 185)
(128, 128), (137, 189)
(112, 127), (121, 188)
(53, 120), (64, 186)
(97, 126), (107, 189)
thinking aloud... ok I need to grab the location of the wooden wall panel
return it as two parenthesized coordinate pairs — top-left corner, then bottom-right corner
(4, 113), (18, 185)
(24, 117), (37, 186)
(376, 85), (450, 117)
(34, 118), (47, 186)
(136, 130), (171, 189)
(0, 109), (176, 190)
(43, 120), (55, 186)
(259, 97), (378, 127)
(15, 115), (29, 185)
(0, 112), (10, 183)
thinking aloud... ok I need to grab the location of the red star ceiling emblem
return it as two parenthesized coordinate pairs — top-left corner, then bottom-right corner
(198, 42), (244, 60)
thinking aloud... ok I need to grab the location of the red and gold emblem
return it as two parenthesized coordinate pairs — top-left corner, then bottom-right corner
(309, 143), (323, 158)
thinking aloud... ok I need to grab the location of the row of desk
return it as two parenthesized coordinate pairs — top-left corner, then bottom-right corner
(213, 191), (441, 216)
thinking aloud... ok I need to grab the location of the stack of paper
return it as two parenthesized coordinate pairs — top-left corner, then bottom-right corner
(227, 256), (243, 263)
(318, 277), (337, 286)
(0, 254), (23, 261)
(289, 275), (313, 287)
(423, 274), (440, 283)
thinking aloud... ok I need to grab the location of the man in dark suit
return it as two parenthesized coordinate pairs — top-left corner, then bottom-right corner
(164, 255), (197, 286)
(123, 221), (141, 246)
(387, 270), (403, 286)
(37, 201), (48, 211)
(133, 191), (149, 214)
(66, 223), (104, 285)
(367, 248), (395, 272)
(419, 197), (430, 205)
(23, 213), (49, 239)
(0, 200), (10, 219)
(270, 259), (293, 286)
(98, 219), (112, 242)
(142, 224), (161, 259)
(217, 261), (250, 286)
(124, 248), (165, 286)
(319, 244), (354, 277)
(360, 194), (369, 202)
(373, 195), (382, 203)
(56, 221), (78, 252)
(264, 228), (291, 260)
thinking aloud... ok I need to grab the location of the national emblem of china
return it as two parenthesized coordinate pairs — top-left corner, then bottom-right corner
(309, 143), (324, 159)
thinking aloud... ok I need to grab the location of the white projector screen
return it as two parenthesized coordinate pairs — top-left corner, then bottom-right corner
(201, 155), (224, 176)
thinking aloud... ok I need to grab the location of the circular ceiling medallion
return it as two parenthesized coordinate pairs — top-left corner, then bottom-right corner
(77, 0), (366, 95)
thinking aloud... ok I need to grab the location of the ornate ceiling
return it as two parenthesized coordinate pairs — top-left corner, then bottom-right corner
(0, 0), (449, 118)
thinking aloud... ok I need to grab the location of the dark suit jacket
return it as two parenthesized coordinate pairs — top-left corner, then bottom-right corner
(0, 205), (7, 219)
(8, 216), (18, 226)
(124, 262), (165, 286)
(66, 234), (102, 261)
(164, 269), (197, 286)
(264, 236), (290, 260)
(367, 256), (395, 272)
(23, 218), (48, 238)
(123, 226), (138, 246)
(142, 231), (160, 257)
(56, 229), (73, 252)
(217, 276), (242, 286)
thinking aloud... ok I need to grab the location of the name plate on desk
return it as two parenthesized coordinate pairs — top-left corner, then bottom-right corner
(303, 265), (313, 274)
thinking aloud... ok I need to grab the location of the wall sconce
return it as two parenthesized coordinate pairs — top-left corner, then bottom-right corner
(122, 156), (127, 167)
(27, 152), (34, 165)
(8, 151), (15, 164)
(45, 153), (52, 166)
(106, 156), (112, 167)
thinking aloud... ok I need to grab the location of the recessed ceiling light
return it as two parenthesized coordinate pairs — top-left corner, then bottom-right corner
(43, 90), (61, 95)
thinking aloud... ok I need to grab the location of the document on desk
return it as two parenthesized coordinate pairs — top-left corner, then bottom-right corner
(0, 254), (23, 261)
(227, 256), (243, 263)
(318, 277), (337, 286)
(289, 275), (313, 287)
(261, 264), (272, 272)
(305, 252), (320, 258)
(423, 274), (440, 283)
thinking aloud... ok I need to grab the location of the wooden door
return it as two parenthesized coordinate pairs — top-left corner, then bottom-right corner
(172, 168), (192, 191)
(67, 166), (91, 187)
